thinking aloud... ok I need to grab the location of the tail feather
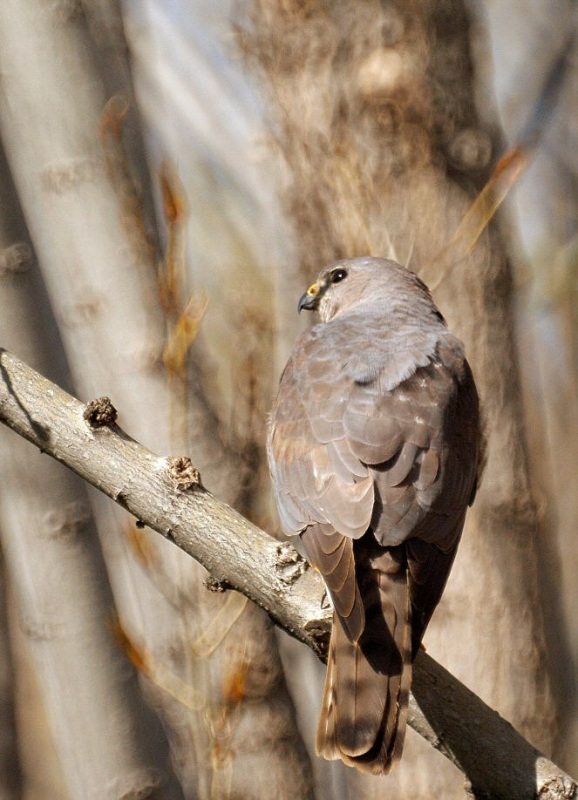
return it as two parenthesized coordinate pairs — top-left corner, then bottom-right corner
(316, 543), (412, 774)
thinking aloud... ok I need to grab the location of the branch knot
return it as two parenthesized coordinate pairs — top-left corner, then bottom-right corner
(83, 396), (118, 428)
(167, 456), (202, 491)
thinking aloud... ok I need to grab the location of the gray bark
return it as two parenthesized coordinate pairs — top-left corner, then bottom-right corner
(0, 141), (180, 798)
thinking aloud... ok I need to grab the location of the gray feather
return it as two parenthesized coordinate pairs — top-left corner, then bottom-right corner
(268, 257), (481, 774)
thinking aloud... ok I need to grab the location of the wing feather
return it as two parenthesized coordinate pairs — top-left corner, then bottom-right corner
(269, 319), (479, 629)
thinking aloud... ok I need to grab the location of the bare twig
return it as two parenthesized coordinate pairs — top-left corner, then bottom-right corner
(0, 347), (575, 800)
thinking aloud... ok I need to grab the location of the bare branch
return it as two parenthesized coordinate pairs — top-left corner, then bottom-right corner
(0, 347), (575, 800)
(0, 348), (326, 653)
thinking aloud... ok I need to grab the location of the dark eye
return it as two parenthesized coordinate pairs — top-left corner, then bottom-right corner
(330, 268), (348, 284)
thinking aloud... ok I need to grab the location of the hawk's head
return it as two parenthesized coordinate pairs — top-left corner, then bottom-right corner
(298, 256), (438, 324)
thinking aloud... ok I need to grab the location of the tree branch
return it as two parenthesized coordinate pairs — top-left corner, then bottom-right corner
(0, 347), (575, 800)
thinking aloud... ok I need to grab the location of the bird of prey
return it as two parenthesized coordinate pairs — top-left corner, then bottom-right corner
(267, 256), (481, 774)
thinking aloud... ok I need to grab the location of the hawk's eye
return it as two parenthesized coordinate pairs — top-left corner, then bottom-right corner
(330, 268), (348, 284)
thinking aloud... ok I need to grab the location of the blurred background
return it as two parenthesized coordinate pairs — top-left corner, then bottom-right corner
(0, 1), (576, 798)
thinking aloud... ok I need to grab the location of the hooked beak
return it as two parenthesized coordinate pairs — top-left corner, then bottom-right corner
(298, 282), (322, 313)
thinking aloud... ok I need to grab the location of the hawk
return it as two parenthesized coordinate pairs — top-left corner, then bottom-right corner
(267, 257), (481, 774)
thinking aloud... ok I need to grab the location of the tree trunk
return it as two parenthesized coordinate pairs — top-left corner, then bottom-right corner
(0, 1), (313, 797)
(239, 1), (559, 796)
(0, 549), (21, 799)
(0, 141), (180, 797)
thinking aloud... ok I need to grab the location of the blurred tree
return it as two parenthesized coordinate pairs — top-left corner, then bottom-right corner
(0, 1), (312, 798)
(0, 0), (576, 798)
(477, 0), (578, 773)
(237, 2), (562, 797)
